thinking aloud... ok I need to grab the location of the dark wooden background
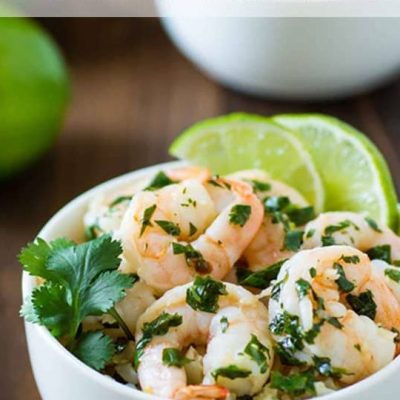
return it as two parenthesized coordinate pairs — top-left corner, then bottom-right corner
(1, 18), (400, 399)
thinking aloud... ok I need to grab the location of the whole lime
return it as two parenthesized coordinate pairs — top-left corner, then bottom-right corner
(0, 18), (69, 179)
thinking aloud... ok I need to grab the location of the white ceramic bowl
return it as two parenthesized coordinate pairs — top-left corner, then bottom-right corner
(23, 161), (400, 399)
(157, 14), (400, 100)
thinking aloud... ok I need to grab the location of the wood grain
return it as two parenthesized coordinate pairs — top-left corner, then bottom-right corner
(1, 18), (400, 399)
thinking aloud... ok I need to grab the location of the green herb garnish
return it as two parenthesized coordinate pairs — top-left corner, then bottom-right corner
(162, 348), (192, 368)
(189, 222), (198, 236)
(155, 220), (181, 236)
(145, 171), (175, 191)
(172, 243), (210, 273)
(186, 276), (227, 313)
(365, 217), (382, 233)
(346, 290), (377, 320)
(251, 180), (271, 192)
(220, 316), (229, 333)
(295, 278), (311, 299)
(285, 230), (304, 251)
(334, 263), (355, 293)
(229, 204), (252, 227)
(140, 204), (156, 236)
(243, 334), (270, 373)
(367, 244), (392, 263)
(385, 268), (400, 283)
(212, 365), (251, 380)
(270, 371), (315, 397)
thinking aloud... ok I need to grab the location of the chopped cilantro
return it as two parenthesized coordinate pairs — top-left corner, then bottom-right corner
(346, 290), (377, 320)
(155, 220), (181, 236)
(324, 219), (359, 235)
(340, 255), (360, 264)
(305, 229), (315, 239)
(367, 245), (392, 263)
(135, 312), (182, 366)
(251, 180), (271, 192)
(140, 204), (156, 236)
(269, 312), (304, 351)
(181, 198), (197, 208)
(285, 230), (303, 251)
(313, 355), (346, 379)
(309, 267), (317, 278)
(334, 263), (355, 293)
(162, 348), (192, 368)
(295, 278), (311, 299)
(172, 243), (210, 273)
(236, 259), (286, 289)
(327, 317), (343, 329)
(229, 204), (252, 227)
(288, 206), (315, 226)
(212, 365), (251, 380)
(365, 217), (382, 233)
(385, 268), (400, 283)
(85, 224), (99, 240)
(109, 195), (132, 208)
(354, 343), (362, 352)
(321, 235), (336, 247)
(220, 316), (229, 333)
(243, 334), (271, 373)
(189, 222), (198, 236)
(270, 371), (315, 397)
(304, 320), (324, 344)
(145, 171), (175, 191)
(186, 276), (227, 313)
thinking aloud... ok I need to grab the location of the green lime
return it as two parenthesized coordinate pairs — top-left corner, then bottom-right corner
(0, 18), (69, 179)
(274, 114), (398, 229)
(169, 113), (324, 212)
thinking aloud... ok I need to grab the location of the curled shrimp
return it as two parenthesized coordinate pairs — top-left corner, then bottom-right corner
(303, 211), (400, 262)
(269, 245), (397, 384)
(135, 280), (274, 398)
(229, 169), (310, 271)
(117, 175), (263, 294)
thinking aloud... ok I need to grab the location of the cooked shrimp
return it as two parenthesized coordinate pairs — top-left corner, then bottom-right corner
(117, 176), (263, 294)
(371, 259), (400, 304)
(229, 169), (310, 271)
(135, 279), (274, 398)
(269, 245), (397, 384)
(303, 211), (400, 263)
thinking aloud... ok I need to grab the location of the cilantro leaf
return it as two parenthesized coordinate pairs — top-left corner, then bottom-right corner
(285, 230), (304, 251)
(385, 268), (400, 283)
(140, 204), (156, 236)
(271, 371), (315, 397)
(18, 237), (75, 279)
(212, 365), (251, 380)
(334, 263), (355, 293)
(155, 220), (181, 236)
(251, 180), (271, 192)
(229, 204), (252, 227)
(220, 316), (229, 333)
(346, 290), (377, 320)
(367, 244), (392, 263)
(236, 259), (286, 289)
(172, 243), (210, 273)
(162, 348), (192, 368)
(243, 334), (270, 373)
(69, 331), (115, 371)
(186, 276), (227, 313)
(145, 171), (175, 191)
(365, 217), (382, 233)
(295, 278), (312, 299)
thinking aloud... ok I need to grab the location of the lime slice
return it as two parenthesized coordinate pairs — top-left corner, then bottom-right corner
(169, 113), (324, 212)
(274, 114), (398, 229)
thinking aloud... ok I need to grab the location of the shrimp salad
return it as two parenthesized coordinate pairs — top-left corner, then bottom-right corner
(21, 165), (400, 400)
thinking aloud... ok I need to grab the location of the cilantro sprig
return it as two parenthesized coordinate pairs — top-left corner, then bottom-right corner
(19, 235), (135, 370)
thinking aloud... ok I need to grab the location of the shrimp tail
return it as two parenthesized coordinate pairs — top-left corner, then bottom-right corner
(174, 384), (230, 400)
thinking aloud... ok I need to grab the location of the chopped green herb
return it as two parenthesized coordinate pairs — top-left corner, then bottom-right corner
(324, 219), (359, 235)
(220, 316), (229, 333)
(155, 220), (181, 236)
(309, 267), (317, 278)
(285, 230), (303, 251)
(270, 371), (315, 397)
(275, 342), (305, 366)
(181, 198), (197, 208)
(346, 290), (377, 320)
(172, 243), (210, 273)
(189, 222), (198, 236)
(327, 317), (343, 329)
(135, 312), (182, 366)
(354, 344), (362, 352)
(85, 224), (99, 240)
(186, 276), (227, 313)
(385, 268), (400, 283)
(229, 204), (252, 227)
(109, 195), (132, 208)
(251, 180), (271, 192)
(265, 196), (291, 213)
(145, 171), (175, 191)
(295, 278), (311, 299)
(140, 204), (156, 236)
(365, 217), (382, 233)
(367, 245), (392, 263)
(304, 320), (324, 344)
(288, 206), (315, 226)
(162, 348), (192, 368)
(334, 263), (355, 293)
(212, 365), (251, 380)
(243, 334), (271, 373)
(313, 355), (346, 379)
(269, 312), (304, 352)
(305, 229), (315, 239)
(236, 259), (286, 289)
(321, 235), (336, 247)
(340, 255), (360, 264)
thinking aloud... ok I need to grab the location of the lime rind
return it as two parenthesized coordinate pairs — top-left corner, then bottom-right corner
(274, 114), (398, 230)
(170, 113), (325, 213)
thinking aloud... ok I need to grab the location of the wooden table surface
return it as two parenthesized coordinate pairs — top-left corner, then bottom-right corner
(2, 18), (400, 399)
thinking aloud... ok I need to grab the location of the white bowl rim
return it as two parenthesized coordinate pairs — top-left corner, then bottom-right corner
(22, 160), (400, 400)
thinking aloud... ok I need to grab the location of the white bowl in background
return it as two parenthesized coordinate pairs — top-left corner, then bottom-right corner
(157, 15), (400, 100)
(23, 162), (400, 399)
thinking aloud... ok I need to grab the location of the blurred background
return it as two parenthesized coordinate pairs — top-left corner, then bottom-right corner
(2, 18), (400, 399)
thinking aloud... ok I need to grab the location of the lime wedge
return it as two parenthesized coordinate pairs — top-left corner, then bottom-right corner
(169, 113), (324, 212)
(274, 114), (398, 229)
